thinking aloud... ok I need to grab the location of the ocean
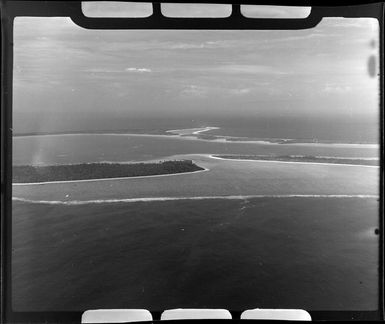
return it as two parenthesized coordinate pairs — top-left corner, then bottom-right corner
(11, 125), (380, 312)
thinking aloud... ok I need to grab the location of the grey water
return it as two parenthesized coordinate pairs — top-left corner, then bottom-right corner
(11, 128), (380, 312)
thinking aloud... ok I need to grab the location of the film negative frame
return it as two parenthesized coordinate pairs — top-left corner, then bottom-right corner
(1, 1), (384, 322)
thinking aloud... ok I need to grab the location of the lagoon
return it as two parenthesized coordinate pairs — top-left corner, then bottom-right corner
(13, 133), (379, 166)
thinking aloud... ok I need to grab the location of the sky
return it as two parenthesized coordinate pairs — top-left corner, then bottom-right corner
(13, 4), (380, 135)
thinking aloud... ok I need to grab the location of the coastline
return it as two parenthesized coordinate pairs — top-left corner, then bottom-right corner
(12, 166), (209, 186)
(13, 128), (379, 148)
(13, 194), (379, 205)
(210, 155), (379, 168)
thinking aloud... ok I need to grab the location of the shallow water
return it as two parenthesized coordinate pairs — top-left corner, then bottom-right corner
(13, 133), (379, 166)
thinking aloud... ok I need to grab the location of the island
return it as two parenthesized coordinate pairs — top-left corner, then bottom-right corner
(214, 155), (378, 166)
(13, 160), (205, 183)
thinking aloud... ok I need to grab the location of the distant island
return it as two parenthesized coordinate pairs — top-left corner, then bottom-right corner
(13, 129), (167, 137)
(214, 155), (378, 166)
(13, 129), (377, 146)
(13, 160), (204, 183)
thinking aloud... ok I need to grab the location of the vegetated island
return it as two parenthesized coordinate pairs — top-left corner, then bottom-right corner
(13, 129), (167, 137)
(13, 160), (204, 183)
(214, 155), (379, 166)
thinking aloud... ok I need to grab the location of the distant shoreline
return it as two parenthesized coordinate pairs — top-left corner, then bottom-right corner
(212, 154), (379, 167)
(13, 160), (206, 184)
(13, 129), (379, 147)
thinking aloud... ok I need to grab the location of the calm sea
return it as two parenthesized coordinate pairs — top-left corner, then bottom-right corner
(11, 121), (380, 313)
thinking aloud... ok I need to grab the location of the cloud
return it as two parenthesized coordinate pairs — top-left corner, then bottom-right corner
(125, 67), (152, 73)
(214, 64), (286, 75)
(322, 83), (352, 94)
(168, 40), (237, 50)
(169, 43), (208, 50)
(82, 67), (152, 74)
(229, 88), (252, 95)
(180, 85), (209, 98)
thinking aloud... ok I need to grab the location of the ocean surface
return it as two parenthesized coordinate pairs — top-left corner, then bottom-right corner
(11, 126), (380, 312)
(14, 116), (379, 144)
(12, 198), (378, 311)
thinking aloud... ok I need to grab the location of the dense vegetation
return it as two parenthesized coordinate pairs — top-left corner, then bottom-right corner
(13, 160), (204, 183)
(215, 155), (378, 166)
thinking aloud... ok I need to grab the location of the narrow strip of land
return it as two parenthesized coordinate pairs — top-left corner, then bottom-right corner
(13, 194), (379, 205)
(212, 154), (379, 166)
(13, 160), (204, 184)
(12, 154), (378, 202)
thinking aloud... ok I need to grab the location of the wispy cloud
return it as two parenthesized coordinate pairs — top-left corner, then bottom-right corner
(83, 67), (152, 74)
(322, 83), (352, 94)
(214, 64), (286, 75)
(229, 88), (252, 95)
(125, 67), (152, 73)
(169, 42), (209, 50)
(179, 85), (209, 98)
(168, 40), (238, 50)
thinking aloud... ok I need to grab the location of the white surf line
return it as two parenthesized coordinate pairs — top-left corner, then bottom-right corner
(12, 194), (379, 205)
(166, 126), (219, 135)
(192, 127), (220, 135)
(209, 155), (379, 168)
(12, 167), (209, 186)
(288, 142), (379, 149)
(298, 156), (379, 160)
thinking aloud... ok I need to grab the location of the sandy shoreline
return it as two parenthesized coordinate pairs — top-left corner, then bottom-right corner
(13, 194), (380, 205)
(209, 155), (379, 168)
(12, 152), (379, 186)
(12, 166), (210, 186)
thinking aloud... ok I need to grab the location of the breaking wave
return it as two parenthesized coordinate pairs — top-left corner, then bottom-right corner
(13, 194), (379, 206)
